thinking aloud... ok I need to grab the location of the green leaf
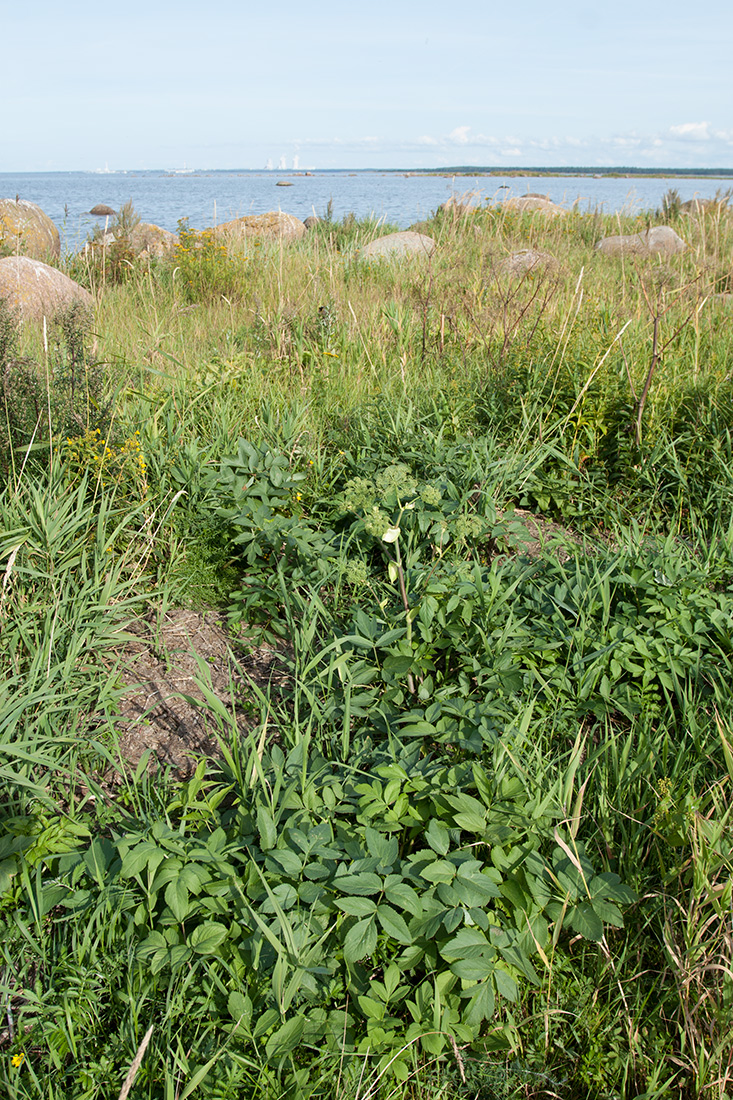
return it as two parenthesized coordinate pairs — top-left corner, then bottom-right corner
(120, 840), (166, 879)
(189, 921), (228, 955)
(343, 916), (378, 966)
(335, 872), (382, 896)
(420, 860), (456, 884)
(570, 901), (604, 942)
(365, 828), (399, 866)
(265, 1015), (305, 1059)
(376, 904), (413, 945)
(494, 967), (518, 1001)
(463, 980), (495, 1027)
(450, 956), (494, 982)
(336, 897), (377, 917)
(425, 819), (450, 856)
(257, 807), (277, 850)
(385, 881), (423, 916)
(165, 878), (191, 922)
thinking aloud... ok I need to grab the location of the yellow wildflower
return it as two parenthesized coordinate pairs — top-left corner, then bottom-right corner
(11, 1053), (25, 1068)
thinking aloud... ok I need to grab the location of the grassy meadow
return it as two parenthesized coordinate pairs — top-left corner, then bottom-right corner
(1, 194), (733, 1100)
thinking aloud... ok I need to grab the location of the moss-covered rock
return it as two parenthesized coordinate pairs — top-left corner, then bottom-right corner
(212, 211), (306, 244)
(0, 256), (93, 323)
(0, 198), (61, 260)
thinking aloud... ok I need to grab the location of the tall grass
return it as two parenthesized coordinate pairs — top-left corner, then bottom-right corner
(2, 198), (733, 1098)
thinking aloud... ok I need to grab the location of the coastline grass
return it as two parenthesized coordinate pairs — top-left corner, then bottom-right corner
(1, 196), (732, 1099)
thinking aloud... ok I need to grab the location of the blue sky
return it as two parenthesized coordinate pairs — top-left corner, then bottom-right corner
(4, 0), (731, 171)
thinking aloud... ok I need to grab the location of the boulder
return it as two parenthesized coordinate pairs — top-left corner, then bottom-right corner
(504, 196), (566, 216)
(89, 204), (116, 216)
(498, 249), (558, 277)
(82, 221), (176, 260)
(303, 216), (321, 229)
(361, 231), (436, 260)
(0, 198), (60, 260)
(213, 211), (306, 244)
(128, 222), (177, 258)
(596, 226), (687, 257)
(0, 256), (93, 323)
(438, 192), (481, 217)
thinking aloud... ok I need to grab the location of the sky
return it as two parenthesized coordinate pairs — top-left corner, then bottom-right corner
(3, 0), (732, 172)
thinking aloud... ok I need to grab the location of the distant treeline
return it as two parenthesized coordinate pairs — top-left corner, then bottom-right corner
(401, 165), (733, 178)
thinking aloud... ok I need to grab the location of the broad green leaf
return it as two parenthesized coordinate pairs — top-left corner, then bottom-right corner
(450, 956), (495, 981)
(570, 901), (604, 942)
(165, 878), (190, 922)
(425, 819), (450, 856)
(120, 841), (166, 879)
(257, 807), (277, 850)
(365, 828), (399, 867)
(494, 966), (518, 1001)
(385, 881), (423, 916)
(265, 1015), (305, 1059)
(189, 921), (228, 955)
(335, 872), (382, 896)
(420, 860), (456, 884)
(343, 916), (378, 966)
(463, 979), (495, 1027)
(376, 904), (412, 945)
(336, 897), (377, 917)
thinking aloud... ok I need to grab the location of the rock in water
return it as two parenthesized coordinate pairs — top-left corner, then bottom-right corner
(596, 226), (687, 257)
(0, 198), (61, 259)
(90, 204), (116, 216)
(213, 212), (306, 243)
(0, 256), (93, 323)
(361, 231), (436, 259)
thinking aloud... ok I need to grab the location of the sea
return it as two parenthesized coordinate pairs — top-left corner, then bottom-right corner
(1, 169), (729, 253)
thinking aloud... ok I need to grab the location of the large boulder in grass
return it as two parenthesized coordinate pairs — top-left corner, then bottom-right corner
(83, 221), (176, 260)
(0, 198), (61, 260)
(361, 230), (436, 260)
(596, 226), (687, 257)
(127, 222), (176, 257)
(0, 256), (93, 323)
(498, 248), (558, 278)
(213, 211), (306, 244)
(504, 196), (566, 217)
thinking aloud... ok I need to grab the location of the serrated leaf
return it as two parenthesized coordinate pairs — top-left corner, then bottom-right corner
(257, 807), (277, 850)
(450, 956), (495, 981)
(377, 904), (412, 944)
(425, 819), (450, 856)
(343, 916), (378, 966)
(335, 872), (382, 895)
(189, 921), (228, 955)
(570, 901), (604, 942)
(165, 878), (190, 922)
(120, 841), (165, 879)
(336, 897), (377, 917)
(494, 966), (518, 1001)
(420, 859), (456, 884)
(265, 1015), (305, 1059)
(385, 881), (423, 916)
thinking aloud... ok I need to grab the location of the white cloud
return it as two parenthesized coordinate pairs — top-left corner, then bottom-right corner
(669, 121), (711, 141)
(448, 126), (471, 145)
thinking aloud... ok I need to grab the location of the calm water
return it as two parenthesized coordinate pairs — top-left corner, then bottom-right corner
(1, 169), (729, 252)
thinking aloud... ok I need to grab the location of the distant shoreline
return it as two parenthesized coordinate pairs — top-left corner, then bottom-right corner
(1, 166), (732, 180)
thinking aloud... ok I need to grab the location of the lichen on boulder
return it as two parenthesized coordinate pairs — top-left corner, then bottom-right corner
(0, 256), (93, 323)
(0, 198), (61, 260)
(212, 211), (306, 244)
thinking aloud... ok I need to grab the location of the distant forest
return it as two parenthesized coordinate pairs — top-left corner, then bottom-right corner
(410, 165), (733, 178)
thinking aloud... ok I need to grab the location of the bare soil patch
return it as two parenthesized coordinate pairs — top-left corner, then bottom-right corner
(112, 608), (285, 779)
